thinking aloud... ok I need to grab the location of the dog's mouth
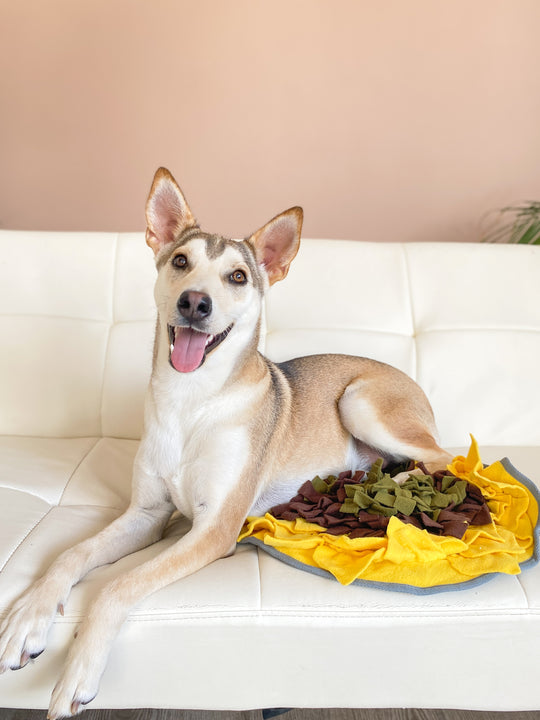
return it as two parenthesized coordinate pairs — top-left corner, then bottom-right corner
(167, 324), (233, 373)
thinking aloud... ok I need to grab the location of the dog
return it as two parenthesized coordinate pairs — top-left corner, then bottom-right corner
(0, 167), (452, 718)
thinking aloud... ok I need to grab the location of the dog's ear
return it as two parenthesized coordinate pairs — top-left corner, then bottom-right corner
(145, 168), (198, 254)
(248, 207), (303, 285)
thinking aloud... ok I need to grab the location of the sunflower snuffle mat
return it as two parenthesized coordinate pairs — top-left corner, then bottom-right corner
(238, 438), (540, 594)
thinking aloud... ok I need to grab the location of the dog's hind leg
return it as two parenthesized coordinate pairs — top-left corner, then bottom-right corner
(338, 369), (453, 476)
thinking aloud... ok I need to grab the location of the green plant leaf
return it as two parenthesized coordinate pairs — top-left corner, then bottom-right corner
(513, 220), (540, 245)
(482, 202), (540, 245)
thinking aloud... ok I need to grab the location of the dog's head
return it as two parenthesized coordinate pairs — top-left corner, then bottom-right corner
(145, 167), (303, 373)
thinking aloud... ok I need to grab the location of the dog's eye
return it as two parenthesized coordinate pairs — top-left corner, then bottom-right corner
(230, 270), (247, 285)
(172, 254), (188, 269)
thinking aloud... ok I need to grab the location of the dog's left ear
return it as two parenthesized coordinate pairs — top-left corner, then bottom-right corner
(145, 167), (198, 255)
(248, 207), (303, 286)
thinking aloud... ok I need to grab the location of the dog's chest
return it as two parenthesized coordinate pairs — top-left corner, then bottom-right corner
(144, 383), (251, 518)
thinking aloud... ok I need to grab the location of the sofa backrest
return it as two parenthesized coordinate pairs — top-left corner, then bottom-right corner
(0, 231), (155, 440)
(1, 230), (539, 448)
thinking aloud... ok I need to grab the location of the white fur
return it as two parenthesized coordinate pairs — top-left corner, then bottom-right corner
(0, 175), (449, 719)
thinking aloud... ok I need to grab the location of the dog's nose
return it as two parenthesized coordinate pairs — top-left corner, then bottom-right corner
(177, 291), (212, 321)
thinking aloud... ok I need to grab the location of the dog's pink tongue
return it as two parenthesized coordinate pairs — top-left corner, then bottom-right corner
(171, 327), (208, 373)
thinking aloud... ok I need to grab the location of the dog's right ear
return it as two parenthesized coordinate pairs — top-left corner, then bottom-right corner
(145, 168), (198, 255)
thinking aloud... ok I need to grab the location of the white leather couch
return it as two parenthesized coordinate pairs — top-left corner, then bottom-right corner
(1, 231), (539, 712)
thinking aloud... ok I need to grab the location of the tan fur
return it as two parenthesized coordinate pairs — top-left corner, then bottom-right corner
(0, 167), (451, 719)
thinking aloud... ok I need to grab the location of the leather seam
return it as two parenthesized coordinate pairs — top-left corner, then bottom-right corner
(57, 438), (101, 506)
(0, 504), (55, 574)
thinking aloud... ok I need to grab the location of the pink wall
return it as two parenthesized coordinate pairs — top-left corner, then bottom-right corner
(2, 0), (540, 241)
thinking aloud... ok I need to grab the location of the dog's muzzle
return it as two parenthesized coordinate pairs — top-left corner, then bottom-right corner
(167, 324), (233, 373)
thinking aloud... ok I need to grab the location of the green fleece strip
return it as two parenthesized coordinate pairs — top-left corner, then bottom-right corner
(338, 461), (468, 519)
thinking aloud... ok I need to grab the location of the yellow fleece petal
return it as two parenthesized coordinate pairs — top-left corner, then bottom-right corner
(383, 516), (467, 564)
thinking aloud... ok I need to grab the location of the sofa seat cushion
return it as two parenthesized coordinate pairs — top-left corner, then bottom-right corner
(1, 436), (540, 711)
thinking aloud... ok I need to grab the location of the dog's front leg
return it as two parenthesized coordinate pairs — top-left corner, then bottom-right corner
(0, 491), (172, 677)
(47, 505), (244, 719)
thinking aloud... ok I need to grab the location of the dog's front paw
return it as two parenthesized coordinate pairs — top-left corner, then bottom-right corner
(47, 627), (109, 719)
(48, 667), (98, 719)
(0, 581), (64, 673)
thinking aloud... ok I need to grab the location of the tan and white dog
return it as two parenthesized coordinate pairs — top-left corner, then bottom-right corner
(0, 168), (452, 718)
